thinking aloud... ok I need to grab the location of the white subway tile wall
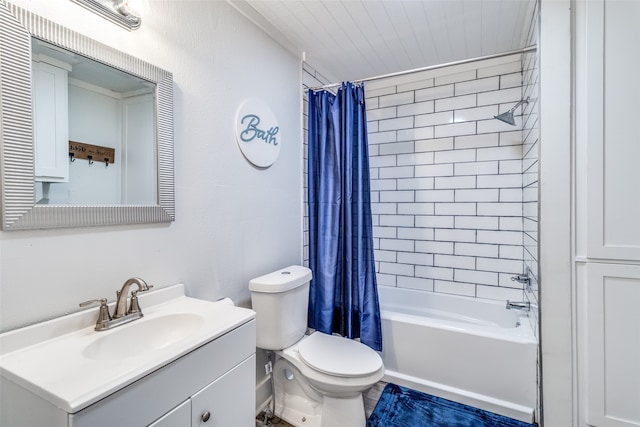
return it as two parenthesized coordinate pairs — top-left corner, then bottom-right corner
(366, 55), (527, 299)
(302, 51), (538, 303)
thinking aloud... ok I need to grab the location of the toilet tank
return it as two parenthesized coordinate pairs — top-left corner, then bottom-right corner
(249, 265), (312, 350)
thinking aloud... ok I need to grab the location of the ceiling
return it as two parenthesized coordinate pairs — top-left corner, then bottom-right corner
(231, 0), (536, 84)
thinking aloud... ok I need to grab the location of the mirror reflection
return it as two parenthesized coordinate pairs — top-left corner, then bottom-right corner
(32, 40), (157, 206)
(0, 1), (174, 230)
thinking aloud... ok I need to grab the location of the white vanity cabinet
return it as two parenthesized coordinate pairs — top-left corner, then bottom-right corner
(68, 321), (256, 427)
(148, 400), (191, 427)
(148, 354), (255, 427)
(0, 286), (257, 427)
(32, 59), (70, 183)
(189, 354), (255, 427)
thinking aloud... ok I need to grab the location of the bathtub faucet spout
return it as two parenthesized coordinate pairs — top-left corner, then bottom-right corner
(506, 301), (531, 311)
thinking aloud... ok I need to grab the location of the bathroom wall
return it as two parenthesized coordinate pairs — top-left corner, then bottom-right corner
(521, 1), (540, 421)
(366, 56), (528, 300)
(538, 0), (573, 422)
(522, 1), (540, 334)
(0, 0), (303, 332)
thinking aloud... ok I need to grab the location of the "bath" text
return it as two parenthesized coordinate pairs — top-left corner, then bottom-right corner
(240, 114), (279, 146)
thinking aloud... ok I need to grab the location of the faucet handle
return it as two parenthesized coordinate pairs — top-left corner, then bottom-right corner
(79, 298), (112, 331)
(127, 284), (153, 315)
(79, 298), (108, 308)
(127, 290), (142, 315)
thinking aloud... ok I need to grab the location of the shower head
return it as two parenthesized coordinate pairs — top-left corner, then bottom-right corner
(494, 97), (530, 126)
(494, 110), (517, 126)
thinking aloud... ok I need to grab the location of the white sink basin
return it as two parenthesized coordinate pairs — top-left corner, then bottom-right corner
(0, 284), (255, 413)
(82, 313), (205, 360)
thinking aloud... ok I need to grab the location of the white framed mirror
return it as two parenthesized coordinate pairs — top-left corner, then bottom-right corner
(0, 1), (174, 230)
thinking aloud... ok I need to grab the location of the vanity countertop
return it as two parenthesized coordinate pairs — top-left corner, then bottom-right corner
(0, 284), (255, 413)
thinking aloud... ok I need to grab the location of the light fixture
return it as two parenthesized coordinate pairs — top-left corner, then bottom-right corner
(114, 0), (150, 18)
(494, 97), (531, 126)
(69, 0), (149, 31)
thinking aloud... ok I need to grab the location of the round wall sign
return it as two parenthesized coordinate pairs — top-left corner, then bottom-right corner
(235, 98), (281, 168)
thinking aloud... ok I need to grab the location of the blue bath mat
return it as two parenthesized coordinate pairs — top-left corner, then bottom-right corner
(367, 383), (535, 427)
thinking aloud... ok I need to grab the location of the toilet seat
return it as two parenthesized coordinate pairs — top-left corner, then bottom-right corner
(297, 332), (382, 378)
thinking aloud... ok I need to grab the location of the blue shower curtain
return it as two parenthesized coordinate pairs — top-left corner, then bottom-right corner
(307, 82), (382, 351)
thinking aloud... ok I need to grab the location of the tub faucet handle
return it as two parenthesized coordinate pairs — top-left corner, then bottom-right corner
(511, 274), (530, 284)
(511, 271), (532, 292)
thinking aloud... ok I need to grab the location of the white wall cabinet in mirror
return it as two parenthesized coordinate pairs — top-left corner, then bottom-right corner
(32, 58), (70, 184)
(0, 1), (174, 230)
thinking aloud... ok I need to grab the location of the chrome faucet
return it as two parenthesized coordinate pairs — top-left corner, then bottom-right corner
(80, 277), (153, 331)
(506, 300), (531, 311)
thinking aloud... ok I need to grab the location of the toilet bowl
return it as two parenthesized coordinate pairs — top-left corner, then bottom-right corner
(273, 332), (384, 427)
(249, 266), (385, 427)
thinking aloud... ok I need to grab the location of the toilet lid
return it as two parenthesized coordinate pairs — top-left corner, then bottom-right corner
(297, 332), (382, 378)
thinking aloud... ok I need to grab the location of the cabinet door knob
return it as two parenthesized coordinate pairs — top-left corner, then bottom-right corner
(201, 411), (211, 422)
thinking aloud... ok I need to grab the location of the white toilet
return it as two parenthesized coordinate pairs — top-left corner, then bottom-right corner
(249, 265), (384, 427)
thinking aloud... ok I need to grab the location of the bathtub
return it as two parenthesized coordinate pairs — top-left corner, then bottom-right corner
(377, 286), (537, 423)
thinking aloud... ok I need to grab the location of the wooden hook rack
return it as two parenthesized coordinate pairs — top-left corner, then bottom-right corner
(69, 141), (115, 165)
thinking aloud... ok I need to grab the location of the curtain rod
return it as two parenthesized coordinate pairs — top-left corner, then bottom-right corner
(307, 45), (537, 92)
